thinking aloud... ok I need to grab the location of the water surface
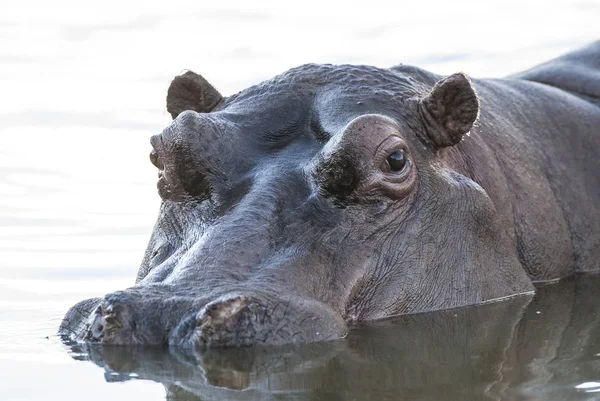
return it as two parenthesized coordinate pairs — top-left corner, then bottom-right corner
(1, 1), (599, 400)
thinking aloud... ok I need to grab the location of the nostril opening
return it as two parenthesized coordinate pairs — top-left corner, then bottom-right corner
(89, 316), (105, 340)
(198, 296), (252, 327)
(169, 295), (348, 348)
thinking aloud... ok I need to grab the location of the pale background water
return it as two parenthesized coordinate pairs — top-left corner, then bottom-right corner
(0, 0), (599, 400)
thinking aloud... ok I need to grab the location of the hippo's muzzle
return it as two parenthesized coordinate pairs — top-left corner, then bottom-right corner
(63, 289), (348, 348)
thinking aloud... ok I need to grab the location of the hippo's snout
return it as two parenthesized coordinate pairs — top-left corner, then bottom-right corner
(70, 291), (348, 349)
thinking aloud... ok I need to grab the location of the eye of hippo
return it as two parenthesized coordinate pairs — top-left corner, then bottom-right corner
(385, 150), (407, 172)
(315, 114), (417, 203)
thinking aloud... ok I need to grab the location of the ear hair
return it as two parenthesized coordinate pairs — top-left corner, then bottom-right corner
(166, 71), (223, 119)
(419, 72), (480, 149)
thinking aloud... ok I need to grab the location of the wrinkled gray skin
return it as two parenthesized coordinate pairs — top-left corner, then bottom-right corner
(60, 41), (600, 348)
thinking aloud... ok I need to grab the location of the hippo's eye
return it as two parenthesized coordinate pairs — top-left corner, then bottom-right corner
(386, 150), (407, 172)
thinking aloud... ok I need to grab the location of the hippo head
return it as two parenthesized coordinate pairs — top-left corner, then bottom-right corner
(61, 64), (533, 348)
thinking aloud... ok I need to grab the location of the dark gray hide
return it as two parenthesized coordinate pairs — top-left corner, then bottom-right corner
(60, 41), (600, 348)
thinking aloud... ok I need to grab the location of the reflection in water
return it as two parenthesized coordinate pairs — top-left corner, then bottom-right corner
(63, 274), (600, 401)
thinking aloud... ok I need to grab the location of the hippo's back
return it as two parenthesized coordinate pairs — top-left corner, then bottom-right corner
(512, 41), (600, 106)
(475, 42), (600, 277)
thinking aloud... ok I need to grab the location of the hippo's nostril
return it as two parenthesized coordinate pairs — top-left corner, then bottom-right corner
(168, 295), (348, 348)
(185, 296), (259, 348)
(198, 296), (252, 327)
(88, 314), (105, 341)
(84, 302), (130, 343)
(92, 323), (104, 339)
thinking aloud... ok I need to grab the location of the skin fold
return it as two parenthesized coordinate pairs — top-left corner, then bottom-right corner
(60, 41), (600, 348)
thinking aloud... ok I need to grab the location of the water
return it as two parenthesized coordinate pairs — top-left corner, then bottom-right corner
(0, 1), (598, 400)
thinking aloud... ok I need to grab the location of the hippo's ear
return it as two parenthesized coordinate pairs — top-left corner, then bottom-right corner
(167, 71), (223, 119)
(418, 72), (479, 149)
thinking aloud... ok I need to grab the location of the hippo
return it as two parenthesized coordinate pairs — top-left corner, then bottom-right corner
(60, 41), (600, 348)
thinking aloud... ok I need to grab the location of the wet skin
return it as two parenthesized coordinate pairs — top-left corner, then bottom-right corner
(60, 41), (600, 348)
